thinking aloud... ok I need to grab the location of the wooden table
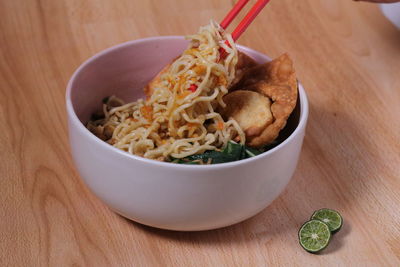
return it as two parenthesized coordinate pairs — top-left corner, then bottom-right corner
(1, 0), (399, 266)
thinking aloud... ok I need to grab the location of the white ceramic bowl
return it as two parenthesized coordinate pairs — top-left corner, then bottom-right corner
(380, 3), (400, 30)
(66, 36), (309, 231)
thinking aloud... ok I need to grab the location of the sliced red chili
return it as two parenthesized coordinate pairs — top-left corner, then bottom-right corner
(188, 84), (198, 92)
(218, 47), (228, 61)
(218, 41), (231, 62)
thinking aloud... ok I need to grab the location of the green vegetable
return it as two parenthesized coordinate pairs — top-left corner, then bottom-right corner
(102, 96), (110, 104)
(311, 209), (343, 233)
(298, 220), (331, 253)
(245, 146), (263, 157)
(181, 150), (232, 164)
(223, 141), (243, 159)
(172, 141), (263, 164)
(90, 111), (105, 121)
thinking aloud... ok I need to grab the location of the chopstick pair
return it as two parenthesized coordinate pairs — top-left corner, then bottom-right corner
(220, 0), (271, 41)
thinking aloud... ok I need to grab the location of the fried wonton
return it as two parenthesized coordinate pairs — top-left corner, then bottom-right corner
(231, 52), (258, 87)
(220, 90), (273, 137)
(223, 53), (298, 148)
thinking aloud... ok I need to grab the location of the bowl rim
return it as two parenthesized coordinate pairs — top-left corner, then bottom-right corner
(66, 36), (309, 170)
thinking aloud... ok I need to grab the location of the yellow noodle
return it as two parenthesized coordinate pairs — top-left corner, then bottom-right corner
(87, 20), (245, 161)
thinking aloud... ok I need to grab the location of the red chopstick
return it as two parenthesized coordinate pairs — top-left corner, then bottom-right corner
(220, 0), (250, 29)
(231, 0), (270, 41)
(220, 0), (271, 41)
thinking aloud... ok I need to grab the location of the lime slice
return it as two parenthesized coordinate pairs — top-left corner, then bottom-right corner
(311, 208), (343, 233)
(298, 220), (331, 253)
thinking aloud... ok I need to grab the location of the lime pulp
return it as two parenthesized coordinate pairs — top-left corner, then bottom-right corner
(298, 219), (331, 253)
(311, 208), (343, 233)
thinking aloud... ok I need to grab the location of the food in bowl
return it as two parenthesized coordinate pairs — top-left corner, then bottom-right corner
(66, 35), (309, 231)
(87, 21), (298, 164)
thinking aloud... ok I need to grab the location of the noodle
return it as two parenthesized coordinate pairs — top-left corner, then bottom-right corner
(87, 20), (246, 161)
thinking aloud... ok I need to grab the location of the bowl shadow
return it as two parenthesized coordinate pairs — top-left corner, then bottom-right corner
(119, 199), (295, 246)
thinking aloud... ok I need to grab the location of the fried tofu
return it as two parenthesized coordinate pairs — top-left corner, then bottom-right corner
(221, 90), (273, 137)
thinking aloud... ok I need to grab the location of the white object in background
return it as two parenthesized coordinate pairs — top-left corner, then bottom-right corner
(380, 3), (400, 29)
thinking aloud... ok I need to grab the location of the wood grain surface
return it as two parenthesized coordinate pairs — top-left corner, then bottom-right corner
(1, 0), (400, 266)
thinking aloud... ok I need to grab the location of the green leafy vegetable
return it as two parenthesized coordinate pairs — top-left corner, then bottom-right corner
(245, 146), (263, 157)
(90, 111), (105, 121)
(172, 141), (264, 165)
(102, 96), (110, 104)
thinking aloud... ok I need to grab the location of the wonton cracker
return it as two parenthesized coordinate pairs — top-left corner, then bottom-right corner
(224, 53), (298, 147)
(220, 90), (273, 138)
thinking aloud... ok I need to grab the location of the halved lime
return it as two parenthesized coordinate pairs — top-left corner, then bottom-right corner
(298, 220), (331, 253)
(311, 208), (343, 233)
